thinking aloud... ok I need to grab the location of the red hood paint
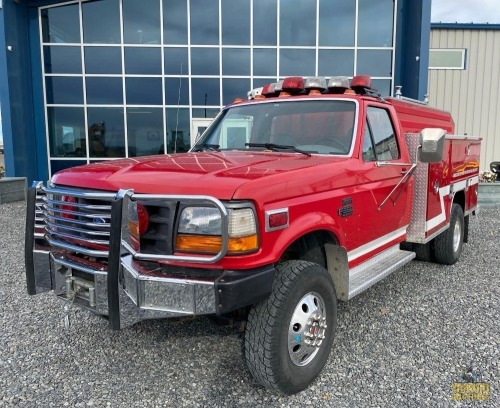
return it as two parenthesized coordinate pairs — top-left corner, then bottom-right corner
(52, 152), (350, 200)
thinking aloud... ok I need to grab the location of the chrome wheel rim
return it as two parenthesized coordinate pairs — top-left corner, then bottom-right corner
(453, 219), (461, 253)
(288, 292), (327, 367)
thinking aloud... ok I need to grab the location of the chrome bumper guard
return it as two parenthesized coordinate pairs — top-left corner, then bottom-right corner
(26, 183), (275, 330)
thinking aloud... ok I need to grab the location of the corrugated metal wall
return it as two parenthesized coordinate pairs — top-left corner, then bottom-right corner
(428, 27), (500, 172)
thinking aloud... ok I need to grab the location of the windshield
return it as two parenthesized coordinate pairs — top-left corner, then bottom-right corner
(193, 99), (357, 155)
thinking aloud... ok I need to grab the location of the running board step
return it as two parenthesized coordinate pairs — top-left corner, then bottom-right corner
(348, 246), (416, 300)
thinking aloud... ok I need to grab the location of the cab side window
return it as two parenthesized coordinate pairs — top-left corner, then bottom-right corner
(362, 107), (399, 161)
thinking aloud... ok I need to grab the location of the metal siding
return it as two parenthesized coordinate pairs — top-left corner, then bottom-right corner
(428, 28), (500, 172)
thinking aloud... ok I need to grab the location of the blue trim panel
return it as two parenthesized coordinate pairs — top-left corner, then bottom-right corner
(432, 23), (500, 30)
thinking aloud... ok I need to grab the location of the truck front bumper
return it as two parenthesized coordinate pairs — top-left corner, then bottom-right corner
(30, 249), (275, 329)
(25, 185), (275, 330)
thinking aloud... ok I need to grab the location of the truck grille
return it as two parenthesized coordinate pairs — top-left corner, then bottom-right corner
(42, 187), (115, 257)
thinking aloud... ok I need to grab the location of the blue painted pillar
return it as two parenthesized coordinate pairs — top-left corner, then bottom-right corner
(394, 0), (432, 100)
(0, 0), (47, 183)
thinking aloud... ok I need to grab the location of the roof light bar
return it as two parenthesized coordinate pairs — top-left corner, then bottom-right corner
(327, 76), (350, 94)
(262, 83), (279, 97)
(305, 77), (326, 94)
(274, 80), (284, 92)
(247, 87), (264, 100)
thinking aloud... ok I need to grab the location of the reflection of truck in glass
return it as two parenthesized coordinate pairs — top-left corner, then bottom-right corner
(26, 75), (481, 395)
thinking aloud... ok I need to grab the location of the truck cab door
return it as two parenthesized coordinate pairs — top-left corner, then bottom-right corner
(348, 105), (412, 262)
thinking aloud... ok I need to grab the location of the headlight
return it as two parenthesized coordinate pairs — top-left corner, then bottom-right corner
(175, 206), (258, 255)
(178, 207), (222, 235)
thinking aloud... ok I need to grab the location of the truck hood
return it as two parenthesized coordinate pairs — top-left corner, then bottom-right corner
(52, 152), (348, 200)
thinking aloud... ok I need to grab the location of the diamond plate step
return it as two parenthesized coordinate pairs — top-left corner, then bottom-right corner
(348, 245), (415, 300)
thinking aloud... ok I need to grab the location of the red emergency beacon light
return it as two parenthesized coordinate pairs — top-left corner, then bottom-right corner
(351, 75), (372, 94)
(262, 83), (279, 97)
(280, 76), (305, 96)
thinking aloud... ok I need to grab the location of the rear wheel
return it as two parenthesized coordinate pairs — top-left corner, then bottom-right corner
(432, 203), (464, 265)
(244, 260), (337, 394)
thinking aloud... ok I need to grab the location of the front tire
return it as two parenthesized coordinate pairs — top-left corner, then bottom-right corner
(432, 203), (464, 265)
(244, 260), (337, 394)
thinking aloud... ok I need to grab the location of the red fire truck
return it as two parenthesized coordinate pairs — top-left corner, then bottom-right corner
(25, 76), (481, 394)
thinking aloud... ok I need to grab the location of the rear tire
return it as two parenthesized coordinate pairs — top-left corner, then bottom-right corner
(244, 260), (337, 395)
(432, 203), (464, 265)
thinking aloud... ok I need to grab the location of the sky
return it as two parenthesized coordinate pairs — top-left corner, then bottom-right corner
(432, 0), (500, 23)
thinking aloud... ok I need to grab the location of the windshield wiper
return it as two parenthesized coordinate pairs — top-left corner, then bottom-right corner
(245, 143), (312, 157)
(192, 143), (220, 152)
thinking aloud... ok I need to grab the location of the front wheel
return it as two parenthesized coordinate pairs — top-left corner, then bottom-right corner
(244, 260), (337, 394)
(432, 203), (464, 265)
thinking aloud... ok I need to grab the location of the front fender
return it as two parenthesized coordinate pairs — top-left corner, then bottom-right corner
(271, 211), (345, 260)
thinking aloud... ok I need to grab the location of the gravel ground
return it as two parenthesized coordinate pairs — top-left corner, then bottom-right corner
(0, 201), (498, 407)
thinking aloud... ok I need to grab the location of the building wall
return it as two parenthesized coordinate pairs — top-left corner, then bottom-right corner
(428, 25), (500, 172)
(0, 0), (432, 183)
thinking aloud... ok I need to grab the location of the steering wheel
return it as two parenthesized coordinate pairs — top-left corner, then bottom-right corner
(315, 137), (349, 152)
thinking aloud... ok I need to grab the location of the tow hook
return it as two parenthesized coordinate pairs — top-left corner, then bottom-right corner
(63, 304), (71, 330)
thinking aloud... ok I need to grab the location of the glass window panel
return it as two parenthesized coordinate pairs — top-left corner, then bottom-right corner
(279, 0), (316, 46)
(82, 0), (121, 44)
(127, 108), (164, 157)
(222, 49), (250, 76)
(85, 47), (122, 74)
(166, 108), (191, 153)
(371, 79), (391, 97)
(163, 1), (188, 45)
(43, 46), (82, 74)
(125, 47), (162, 75)
(86, 77), (123, 105)
(318, 50), (354, 77)
(253, 49), (277, 76)
(252, 78), (276, 88)
(164, 48), (188, 75)
(191, 48), (219, 76)
(191, 78), (220, 106)
(51, 160), (87, 175)
(41, 5), (80, 43)
(190, 0), (219, 45)
(358, 0), (394, 47)
(362, 121), (376, 162)
(367, 106), (399, 160)
(165, 78), (190, 105)
(125, 78), (163, 105)
(429, 49), (466, 69)
(46, 77), (83, 105)
(357, 50), (392, 77)
(279, 49), (315, 77)
(222, 78), (250, 105)
(318, 0), (355, 46)
(253, 0), (277, 46)
(192, 108), (219, 118)
(123, 0), (161, 44)
(47, 107), (86, 157)
(221, 0), (250, 45)
(87, 107), (125, 158)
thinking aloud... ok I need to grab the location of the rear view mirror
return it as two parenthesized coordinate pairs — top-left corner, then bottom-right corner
(420, 128), (446, 163)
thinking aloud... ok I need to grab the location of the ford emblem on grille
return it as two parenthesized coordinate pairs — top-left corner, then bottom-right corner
(93, 218), (107, 224)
